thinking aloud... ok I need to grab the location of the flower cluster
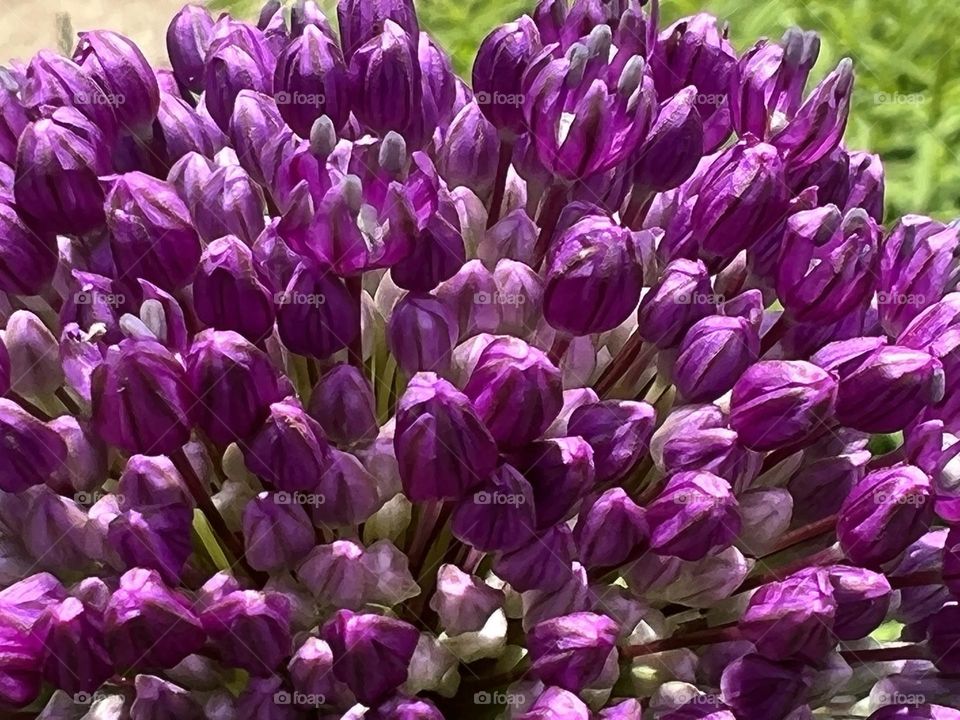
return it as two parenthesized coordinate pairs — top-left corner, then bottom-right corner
(0, 0), (959, 718)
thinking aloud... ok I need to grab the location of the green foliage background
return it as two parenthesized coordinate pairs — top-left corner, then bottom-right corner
(213, 0), (960, 221)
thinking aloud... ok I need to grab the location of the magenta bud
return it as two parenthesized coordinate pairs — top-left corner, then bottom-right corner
(194, 235), (275, 341)
(199, 589), (292, 676)
(509, 435), (595, 528)
(395, 372), (498, 502)
(277, 262), (361, 360)
(472, 17), (542, 137)
(0, 199), (57, 296)
(438, 102), (500, 198)
(244, 397), (333, 492)
(729, 360), (838, 452)
(243, 492), (316, 572)
(307, 364), (378, 447)
(494, 523), (576, 592)
(637, 258), (716, 348)
(388, 293), (460, 375)
(463, 336), (563, 448)
(166, 4), (215, 93)
(185, 330), (289, 447)
(429, 564), (504, 635)
(451, 463), (536, 553)
(575, 488), (649, 570)
(528, 611), (619, 692)
(675, 315), (759, 403)
(646, 470), (740, 561)
(298, 539), (370, 610)
(568, 400), (655, 484)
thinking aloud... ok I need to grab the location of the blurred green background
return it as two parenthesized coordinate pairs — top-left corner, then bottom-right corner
(213, 0), (960, 221)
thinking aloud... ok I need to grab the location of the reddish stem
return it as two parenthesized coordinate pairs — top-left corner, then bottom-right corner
(840, 645), (929, 665)
(346, 276), (364, 371)
(624, 623), (741, 658)
(533, 183), (569, 268)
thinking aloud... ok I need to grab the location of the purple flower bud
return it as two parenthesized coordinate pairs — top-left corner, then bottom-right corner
(311, 448), (380, 527)
(675, 315), (760, 403)
(166, 4), (215, 93)
(729, 360), (838, 452)
(812, 339), (944, 433)
(388, 293), (459, 375)
(31, 596), (113, 695)
(867, 704), (960, 720)
(812, 565), (891, 640)
(528, 611), (619, 692)
(720, 655), (810, 720)
(277, 262), (361, 360)
(21, 50), (119, 141)
(845, 150), (884, 222)
(479, 208), (538, 267)
(193, 165), (266, 245)
(515, 687), (590, 720)
(109, 505), (193, 584)
(730, 30), (821, 138)
(104, 172), (202, 291)
(307, 364), (378, 447)
(73, 30), (160, 133)
(600, 699), (645, 720)
(243, 492), (315, 572)
(509, 435), (595, 528)
(15, 108), (110, 235)
(898, 293), (960, 351)
(438, 102), (500, 198)
(463, 336), (563, 448)
(740, 569), (837, 663)
(495, 523), (575, 592)
(651, 404), (753, 483)
(434, 259), (500, 338)
(4, 310), (63, 398)
(452, 463), (536, 552)
(429, 564), (504, 635)
(770, 59), (853, 170)
(291, 0), (336, 40)
(0, 616), (41, 706)
(637, 259), (716, 348)
(575, 488), (648, 570)
(544, 215), (653, 335)
(131, 674), (203, 719)
(244, 397), (332, 492)
(203, 39), (274, 132)
(395, 372), (498, 502)
(0, 398), (67, 493)
(349, 22), (429, 147)
(473, 17), (542, 137)
(0, 88), (28, 167)
(878, 215), (960, 336)
(369, 696), (444, 720)
(298, 540), (370, 609)
(391, 195), (466, 294)
(787, 429), (870, 526)
(152, 92), (224, 166)
(651, 14), (738, 152)
(199, 589), (291, 675)
(837, 464), (933, 568)
(0, 199), (57, 296)
(568, 400), (655, 484)
(20, 486), (99, 573)
(776, 206), (880, 323)
(229, 91), (289, 189)
(185, 330), (289, 447)
(288, 636), (338, 699)
(692, 138), (789, 266)
(337, 0), (420, 61)
(105, 568), (205, 671)
(118, 454), (191, 510)
(253, 220), (300, 292)
(321, 610), (419, 705)
(632, 86), (705, 192)
(646, 470), (740, 561)
(92, 340), (194, 454)
(194, 235), (275, 341)
(138, 280), (190, 353)
(274, 26), (350, 137)
(927, 604), (960, 674)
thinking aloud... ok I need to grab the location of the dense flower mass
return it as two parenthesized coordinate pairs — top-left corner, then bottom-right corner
(1, 0), (960, 717)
